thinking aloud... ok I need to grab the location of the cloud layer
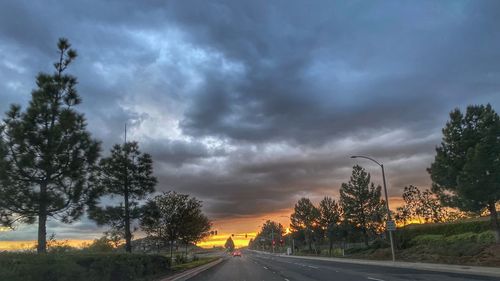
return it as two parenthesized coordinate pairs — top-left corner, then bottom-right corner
(1, 0), (500, 239)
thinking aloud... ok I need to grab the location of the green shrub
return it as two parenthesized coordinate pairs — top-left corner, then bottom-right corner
(370, 238), (390, 249)
(174, 254), (187, 264)
(411, 234), (444, 246)
(0, 253), (171, 281)
(444, 232), (478, 243)
(477, 231), (496, 244)
(395, 218), (497, 249)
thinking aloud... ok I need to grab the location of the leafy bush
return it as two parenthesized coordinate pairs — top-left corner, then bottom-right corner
(444, 232), (478, 243)
(477, 231), (496, 244)
(410, 231), (495, 248)
(411, 234), (444, 246)
(370, 238), (390, 249)
(0, 253), (170, 281)
(396, 218), (497, 249)
(174, 254), (187, 264)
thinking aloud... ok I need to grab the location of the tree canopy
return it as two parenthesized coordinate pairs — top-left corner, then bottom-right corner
(140, 191), (211, 257)
(428, 104), (500, 243)
(0, 38), (100, 253)
(340, 165), (386, 246)
(290, 197), (319, 251)
(224, 237), (235, 251)
(318, 196), (341, 254)
(89, 141), (156, 252)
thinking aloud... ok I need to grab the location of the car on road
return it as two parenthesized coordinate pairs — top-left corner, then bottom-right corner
(232, 250), (242, 257)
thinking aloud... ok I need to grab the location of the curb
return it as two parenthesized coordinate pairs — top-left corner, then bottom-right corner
(160, 258), (224, 281)
(273, 253), (500, 278)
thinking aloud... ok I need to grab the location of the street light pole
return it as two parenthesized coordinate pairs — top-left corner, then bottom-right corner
(351, 155), (396, 262)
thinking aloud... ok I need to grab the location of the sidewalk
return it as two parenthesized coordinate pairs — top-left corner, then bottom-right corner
(250, 250), (500, 278)
(282, 254), (500, 278)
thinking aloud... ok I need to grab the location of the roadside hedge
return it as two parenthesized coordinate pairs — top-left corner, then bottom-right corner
(0, 253), (171, 281)
(410, 231), (495, 247)
(395, 218), (497, 249)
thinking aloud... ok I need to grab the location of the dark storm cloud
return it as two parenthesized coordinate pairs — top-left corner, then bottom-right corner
(1, 0), (500, 237)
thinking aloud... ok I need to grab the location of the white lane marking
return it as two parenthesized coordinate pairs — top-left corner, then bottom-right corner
(368, 278), (385, 281)
(284, 279), (290, 281)
(307, 265), (319, 269)
(263, 266), (269, 270)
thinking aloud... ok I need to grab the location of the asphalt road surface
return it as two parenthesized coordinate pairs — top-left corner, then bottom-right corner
(189, 250), (497, 281)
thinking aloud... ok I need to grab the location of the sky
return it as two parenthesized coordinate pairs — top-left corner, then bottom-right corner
(1, 0), (500, 248)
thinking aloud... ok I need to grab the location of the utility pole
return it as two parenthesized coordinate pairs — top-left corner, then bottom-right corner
(350, 155), (396, 262)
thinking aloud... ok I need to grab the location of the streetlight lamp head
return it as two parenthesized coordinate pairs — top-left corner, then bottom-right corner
(350, 156), (357, 159)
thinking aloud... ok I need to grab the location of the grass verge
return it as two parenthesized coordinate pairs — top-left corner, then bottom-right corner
(171, 257), (219, 272)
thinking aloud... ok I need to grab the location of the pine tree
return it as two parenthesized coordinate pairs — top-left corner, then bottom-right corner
(428, 104), (500, 243)
(290, 197), (319, 251)
(0, 38), (100, 253)
(89, 142), (156, 253)
(318, 196), (341, 255)
(224, 237), (235, 251)
(340, 165), (385, 246)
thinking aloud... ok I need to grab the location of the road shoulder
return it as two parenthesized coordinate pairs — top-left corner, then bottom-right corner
(250, 250), (500, 278)
(159, 258), (224, 281)
(283, 254), (500, 277)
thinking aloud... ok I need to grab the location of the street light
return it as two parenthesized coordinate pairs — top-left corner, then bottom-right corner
(350, 155), (396, 262)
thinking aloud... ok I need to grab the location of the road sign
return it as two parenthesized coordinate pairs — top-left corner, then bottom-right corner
(386, 220), (396, 231)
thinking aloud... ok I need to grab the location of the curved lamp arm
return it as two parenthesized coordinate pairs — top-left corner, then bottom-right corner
(350, 155), (382, 167)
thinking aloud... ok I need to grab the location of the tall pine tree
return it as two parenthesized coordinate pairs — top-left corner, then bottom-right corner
(290, 198), (319, 251)
(340, 165), (385, 246)
(89, 141), (156, 252)
(0, 38), (100, 253)
(318, 196), (341, 255)
(428, 104), (500, 243)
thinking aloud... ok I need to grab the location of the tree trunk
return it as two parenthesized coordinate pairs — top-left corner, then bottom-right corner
(37, 183), (48, 254)
(488, 202), (500, 244)
(328, 236), (333, 256)
(170, 240), (173, 259)
(124, 189), (132, 253)
(363, 229), (369, 247)
(306, 232), (312, 251)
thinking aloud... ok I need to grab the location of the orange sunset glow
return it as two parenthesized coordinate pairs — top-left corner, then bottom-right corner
(0, 240), (94, 251)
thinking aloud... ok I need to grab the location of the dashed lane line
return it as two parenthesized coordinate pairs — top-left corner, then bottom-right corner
(367, 277), (385, 281)
(308, 265), (319, 269)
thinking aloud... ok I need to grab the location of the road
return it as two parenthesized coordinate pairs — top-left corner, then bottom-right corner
(190, 250), (497, 281)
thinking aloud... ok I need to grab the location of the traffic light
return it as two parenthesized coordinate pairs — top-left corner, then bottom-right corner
(215, 230), (218, 235)
(232, 234), (234, 237)
(245, 234), (247, 238)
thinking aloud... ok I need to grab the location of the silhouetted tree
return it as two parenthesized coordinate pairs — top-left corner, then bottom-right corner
(224, 237), (235, 251)
(318, 196), (341, 255)
(140, 191), (210, 258)
(428, 104), (500, 243)
(0, 38), (100, 253)
(255, 220), (284, 250)
(395, 185), (446, 225)
(89, 142), (156, 252)
(290, 198), (319, 251)
(178, 198), (212, 255)
(340, 165), (385, 246)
